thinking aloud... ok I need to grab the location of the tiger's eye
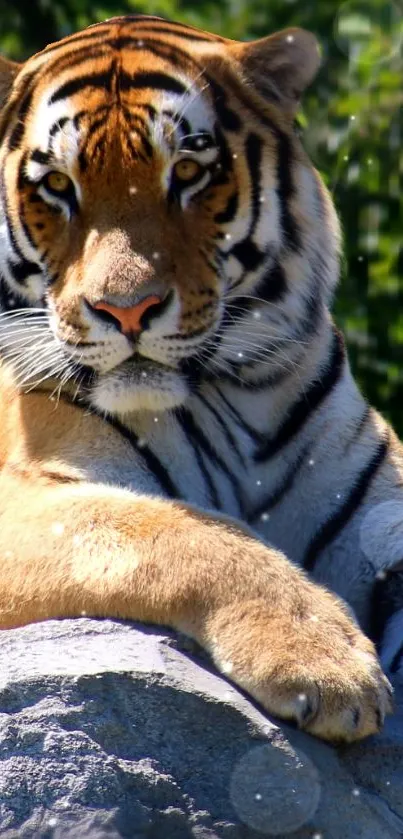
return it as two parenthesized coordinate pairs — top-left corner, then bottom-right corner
(45, 172), (71, 193)
(173, 159), (203, 182)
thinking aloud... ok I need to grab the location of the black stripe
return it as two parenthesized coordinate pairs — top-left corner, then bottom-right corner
(216, 386), (263, 445)
(178, 405), (243, 497)
(196, 390), (246, 467)
(276, 133), (300, 252)
(49, 72), (113, 104)
(254, 261), (287, 303)
(119, 71), (187, 96)
(122, 111), (150, 135)
(229, 363), (296, 392)
(8, 91), (33, 151)
(120, 38), (187, 71)
(37, 26), (113, 55)
(8, 259), (41, 285)
(248, 444), (311, 523)
(124, 22), (220, 43)
(76, 403), (181, 499)
(303, 434), (389, 572)
(230, 239), (264, 272)
(82, 114), (110, 146)
(215, 192), (238, 225)
(49, 117), (69, 138)
(299, 288), (322, 339)
(175, 408), (222, 509)
(255, 328), (345, 463)
(344, 406), (371, 452)
(245, 132), (262, 229)
(46, 47), (113, 79)
(30, 149), (51, 166)
(207, 76), (242, 132)
(17, 156), (30, 191)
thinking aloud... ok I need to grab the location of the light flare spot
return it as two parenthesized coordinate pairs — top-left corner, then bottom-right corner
(221, 660), (234, 675)
(253, 310), (262, 320)
(297, 693), (307, 703)
(376, 569), (387, 581)
(308, 459), (315, 467)
(152, 251), (160, 260)
(310, 615), (319, 623)
(153, 416), (159, 423)
(141, 371), (148, 379)
(129, 186), (138, 195)
(237, 351), (244, 358)
(225, 233), (232, 240)
(260, 512), (270, 522)
(137, 437), (147, 448)
(230, 742), (321, 834)
(286, 34), (295, 43)
(51, 522), (65, 536)
(352, 788), (360, 797)
(256, 480), (262, 486)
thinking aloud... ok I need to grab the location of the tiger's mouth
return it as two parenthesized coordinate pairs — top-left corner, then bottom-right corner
(87, 353), (192, 415)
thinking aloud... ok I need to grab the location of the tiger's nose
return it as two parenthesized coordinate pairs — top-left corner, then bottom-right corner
(90, 294), (164, 335)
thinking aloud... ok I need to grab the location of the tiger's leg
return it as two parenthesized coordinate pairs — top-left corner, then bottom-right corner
(0, 473), (392, 743)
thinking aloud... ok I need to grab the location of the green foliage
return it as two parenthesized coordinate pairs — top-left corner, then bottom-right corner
(0, 0), (402, 433)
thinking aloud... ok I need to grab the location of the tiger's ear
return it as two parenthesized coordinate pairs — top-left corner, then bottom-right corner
(230, 28), (321, 113)
(0, 56), (22, 107)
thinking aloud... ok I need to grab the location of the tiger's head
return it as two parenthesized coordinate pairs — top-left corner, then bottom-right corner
(0, 15), (340, 415)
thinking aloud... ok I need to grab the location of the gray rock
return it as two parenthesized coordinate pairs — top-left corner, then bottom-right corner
(0, 618), (402, 839)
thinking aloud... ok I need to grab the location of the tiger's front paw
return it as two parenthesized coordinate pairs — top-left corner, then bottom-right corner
(206, 591), (393, 743)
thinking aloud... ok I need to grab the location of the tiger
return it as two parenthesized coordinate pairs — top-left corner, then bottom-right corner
(0, 13), (400, 745)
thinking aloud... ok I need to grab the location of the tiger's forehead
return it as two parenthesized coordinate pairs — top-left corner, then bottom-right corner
(23, 42), (216, 179)
(25, 69), (218, 180)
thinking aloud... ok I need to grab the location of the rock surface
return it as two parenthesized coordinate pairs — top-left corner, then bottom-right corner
(0, 618), (402, 839)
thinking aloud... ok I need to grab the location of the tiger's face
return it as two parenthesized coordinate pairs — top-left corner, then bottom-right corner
(0, 16), (340, 415)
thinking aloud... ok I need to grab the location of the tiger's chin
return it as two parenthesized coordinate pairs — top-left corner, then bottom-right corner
(89, 362), (190, 417)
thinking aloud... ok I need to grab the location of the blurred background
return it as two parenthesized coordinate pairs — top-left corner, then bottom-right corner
(1, 0), (402, 433)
